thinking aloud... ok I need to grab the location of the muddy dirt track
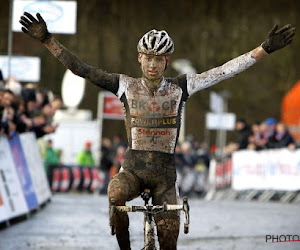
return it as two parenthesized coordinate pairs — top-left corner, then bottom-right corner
(0, 193), (299, 250)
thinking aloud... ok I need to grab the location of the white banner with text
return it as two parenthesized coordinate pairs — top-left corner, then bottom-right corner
(0, 136), (28, 222)
(20, 133), (52, 205)
(232, 149), (300, 191)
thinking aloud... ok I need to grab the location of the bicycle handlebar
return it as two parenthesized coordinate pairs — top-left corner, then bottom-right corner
(115, 204), (184, 213)
(114, 197), (190, 234)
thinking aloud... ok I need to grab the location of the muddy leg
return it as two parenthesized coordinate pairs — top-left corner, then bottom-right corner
(153, 185), (180, 250)
(108, 171), (140, 250)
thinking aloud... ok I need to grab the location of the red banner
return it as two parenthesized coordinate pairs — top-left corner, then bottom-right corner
(103, 96), (124, 118)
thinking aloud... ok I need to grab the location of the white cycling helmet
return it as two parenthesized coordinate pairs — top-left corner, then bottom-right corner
(137, 29), (174, 56)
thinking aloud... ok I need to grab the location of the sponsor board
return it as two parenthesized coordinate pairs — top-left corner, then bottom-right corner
(9, 135), (38, 210)
(0, 56), (40, 82)
(0, 186), (9, 223)
(0, 136), (28, 221)
(20, 133), (52, 204)
(232, 149), (300, 191)
(13, 1), (77, 34)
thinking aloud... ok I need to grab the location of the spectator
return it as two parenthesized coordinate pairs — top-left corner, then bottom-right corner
(6, 76), (22, 96)
(99, 137), (113, 194)
(267, 122), (295, 149)
(0, 69), (4, 86)
(193, 156), (208, 196)
(0, 89), (15, 137)
(44, 139), (59, 174)
(77, 141), (96, 167)
(111, 145), (126, 178)
(247, 121), (265, 150)
(235, 118), (252, 150)
(51, 97), (63, 113)
(195, 141), (210, 168)
(179, 141), (198, 196)
(32, 101), (58, 138)
(0, 70), (5, 101)
(264, 117), (277, 140)
(175, 144), (184, 172)
(21, 87), (37, 117)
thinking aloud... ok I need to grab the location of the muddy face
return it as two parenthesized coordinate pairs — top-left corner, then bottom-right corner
(138, 54), (167, 86)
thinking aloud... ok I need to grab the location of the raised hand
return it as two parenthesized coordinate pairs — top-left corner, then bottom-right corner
(262, 24), (296, 54)
(19, 12), (52, 43)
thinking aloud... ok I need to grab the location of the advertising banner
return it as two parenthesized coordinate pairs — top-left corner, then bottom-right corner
(9, 135), (38, 210)
(103, 96), (124, 119)
(0, 56), (40, 82)
(0, 186), (9, 223)
(232, 149), (300, 191)
(20, 133), (52, 204)
(0, 136), (28, 221)
(98, 92), (124, 120)
(13, 1), (77, 34)
(205, 112), (236, 130)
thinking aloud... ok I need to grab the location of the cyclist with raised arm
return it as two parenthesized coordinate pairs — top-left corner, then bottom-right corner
(19, 12), (295, 250)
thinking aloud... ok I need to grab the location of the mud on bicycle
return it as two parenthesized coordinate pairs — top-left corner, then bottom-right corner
(110, 189), (190, 250)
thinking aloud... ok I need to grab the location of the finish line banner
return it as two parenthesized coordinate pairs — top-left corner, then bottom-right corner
(232, 149), (300, 191)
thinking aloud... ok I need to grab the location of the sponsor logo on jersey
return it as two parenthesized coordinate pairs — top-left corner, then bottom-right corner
(138, 129), (171, 136)
(131, 99), (177, 113)
(132, 117), (177, 127)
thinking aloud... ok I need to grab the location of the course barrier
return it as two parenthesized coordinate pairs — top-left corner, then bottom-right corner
(0, 133), (51, 225)
(206, 148), (300, 203)
(48, 165), (104, 193)
(232, 149), (300, 191)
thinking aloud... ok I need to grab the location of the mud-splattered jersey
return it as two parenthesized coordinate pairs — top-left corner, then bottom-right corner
(95, 51), (257, 154)
(117, 75), (187, 154)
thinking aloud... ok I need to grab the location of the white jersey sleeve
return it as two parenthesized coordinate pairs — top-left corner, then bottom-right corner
(187, 51), (257, 97)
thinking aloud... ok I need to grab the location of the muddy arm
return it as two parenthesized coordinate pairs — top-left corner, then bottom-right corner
(187, 24), (295, 97)
(20, 12), (119, 93)
(43, 37), (119, 92)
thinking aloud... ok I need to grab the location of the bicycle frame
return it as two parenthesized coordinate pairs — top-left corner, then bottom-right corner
(110, 189), (189, 250)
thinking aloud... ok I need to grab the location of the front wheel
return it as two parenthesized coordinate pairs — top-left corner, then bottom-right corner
(109, 198), (116, 235)
(144, 213), (157, 250)
(183, 197), (190, 234)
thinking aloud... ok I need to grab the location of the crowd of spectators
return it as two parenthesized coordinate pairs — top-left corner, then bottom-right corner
(225, 117), (297, 156)
(0, 71), (62, 139)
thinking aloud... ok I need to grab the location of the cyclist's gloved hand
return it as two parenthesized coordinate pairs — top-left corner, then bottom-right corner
(19, 12), (52, 43)
(262, 24), (296, 54)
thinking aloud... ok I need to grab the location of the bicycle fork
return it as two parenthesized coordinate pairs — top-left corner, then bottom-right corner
(144, 211), (156, 250)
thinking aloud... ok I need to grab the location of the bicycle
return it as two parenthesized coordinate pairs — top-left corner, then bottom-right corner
(110, 189), (190, 250)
